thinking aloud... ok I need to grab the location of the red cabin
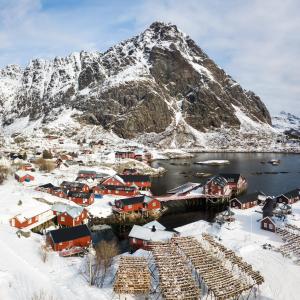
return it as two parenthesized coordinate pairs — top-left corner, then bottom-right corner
(114, 195), (160, 213)
(229, 192), (259, 209)
(46, 224), (91, 251)
(219, 173), (247, 195)
(60, 181), (90, 193)
(119, 175), (151, 190)
(51, 187), (68, 199)
(77, 170), (97, 179)
(115, 151), (135, 160)
(93, 185), (138, 197)
(261, 216), (276, 232)
(52, 203), (88, 227)
(101, 175), (125, 186)
(276, 189), (300, 204)
(10, 209), (54, 229)
(204, 176), (231, 197)
(15, 171), (35, 183)
(68, 192), (94, 206)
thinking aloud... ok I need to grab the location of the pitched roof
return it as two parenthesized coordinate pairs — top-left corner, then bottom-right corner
(219, 173), (242, 183)
(51, 203), (84, 218)
(68, 191), (92, 198)
(116, 195), (155, 206)
(61, 181), (86, 188)
(119, 175), (150, 182)
(15, 170), (34, 178)
(48, 224), (91, 244)
(283, 189), (300, 198)
(129, 225), (174, 242)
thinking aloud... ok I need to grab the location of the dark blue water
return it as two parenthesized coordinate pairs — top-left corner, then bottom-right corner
(151, 153), (300, 197)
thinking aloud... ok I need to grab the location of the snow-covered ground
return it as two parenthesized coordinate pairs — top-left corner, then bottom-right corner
(175, 203), (300, 300)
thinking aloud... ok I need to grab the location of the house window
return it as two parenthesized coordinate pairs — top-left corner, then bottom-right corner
(152, 202), (156, 207)
(263, 222), (267, 228)
(232, 202), (235, 207)
(269, 224), (274, 230)
(61, 217), (65, 222)
(128, 205), (132, 209)
(132, 238), (136, 244)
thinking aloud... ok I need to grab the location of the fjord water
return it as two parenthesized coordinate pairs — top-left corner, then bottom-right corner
(151, 153), (300, 197)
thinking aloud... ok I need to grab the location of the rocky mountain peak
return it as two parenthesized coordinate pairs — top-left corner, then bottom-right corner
(0, 22), (272, 146)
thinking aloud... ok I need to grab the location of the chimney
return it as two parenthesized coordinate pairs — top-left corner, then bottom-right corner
(151, 225), (156, 232)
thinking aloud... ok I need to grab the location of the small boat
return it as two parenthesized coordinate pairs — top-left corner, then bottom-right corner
(268, 159), (280, 165)
(195, 172), (212, 177)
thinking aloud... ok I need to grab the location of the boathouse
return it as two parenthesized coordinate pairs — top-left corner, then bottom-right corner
(219, 173), (247, 195)
(229, 192), (259, 209)
(46, 224), (91, 251)
(68, 191), (94, 206)
(129, 222), (174, 250)
(276, 189), (300, 204)
(119, 175), (151, 190)
(114, 195), (160, 213)
(204, 175), (231, 197)
(14, 171), (35, 183)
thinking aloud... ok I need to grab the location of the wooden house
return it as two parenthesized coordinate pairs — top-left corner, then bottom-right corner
(60, 181), (90, 193)
(101, 175), (125, 186)
(14, 171), (35, 183)
(114, 195), (160, 213)
(276, 189), (300, 204)
(10, 209), (54, 229)
(68, 191), (94, 206)
(229, 192), (260, 209)
(19, 163), (34, 171)
(46, 224), (91, 251)
(261, 197), (277, 232)
(204, 176), (231, 197)
(115, 151), (135, 160)
(93, 184), (138, 197)
(129, 221), (174, 251)
(52, 203), (88, 227)
(51, 187), (68, 199)
(219, 173), (247, 195)
(77, 170), (97, 179)
(261, 216), (276, 233)
(36, 183), (55, 193)
(119, 175), (151, 190)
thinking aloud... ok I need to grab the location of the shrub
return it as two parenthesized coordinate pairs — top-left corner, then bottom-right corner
(42, 150), (53, 159)
(35, 158), (55, 172)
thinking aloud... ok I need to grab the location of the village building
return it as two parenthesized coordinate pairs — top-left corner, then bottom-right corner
(261, 197), (278, 232)
(77, 170), (97, 179)
(119, 175), (151, 190)
(113, 195), (161, 213)
(219, 173), (248, 195)
(52, 203), (88, 227)
(276, 189), (300, 204)
(93, 184), (138, 197)
(14, 171), (35, 183)
(19, 163), (34, 171)
(60, 181), (90, 193)
(203, 175), (232, 198)
(10, 209), (54, 230)
(115, 151), (135, 160)
(35, 183), (55, 193)
(101, 175), (125, 186)
(128, 221), (174, 250)
(46, 224), (91, 251)
(68, 191), (95, 206)
(122, 168), (139, 175)
(51, 186), (68, 198)
(229, 192), (261, 209)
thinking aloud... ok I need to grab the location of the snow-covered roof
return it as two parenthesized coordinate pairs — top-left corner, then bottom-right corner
(15, 170), (34, 177)
(167, 182), (201, 195)
(143, 220), (166, 231)
(51, 203), (84, 218)
(129, 225), (174, 242)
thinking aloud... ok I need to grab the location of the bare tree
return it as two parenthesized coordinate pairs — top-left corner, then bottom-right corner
(39, 244), (49, 263)
(35, 158), (55, 172)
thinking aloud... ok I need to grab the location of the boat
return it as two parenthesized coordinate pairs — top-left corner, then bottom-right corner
(268, 159), (280, 165)
(195, 160), (230, 165)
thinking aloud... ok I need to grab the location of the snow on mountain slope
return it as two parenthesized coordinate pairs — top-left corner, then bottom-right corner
(272, 111), (300, 132)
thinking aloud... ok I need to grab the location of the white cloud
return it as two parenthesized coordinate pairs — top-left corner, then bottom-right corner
(0, 0), (299, 115)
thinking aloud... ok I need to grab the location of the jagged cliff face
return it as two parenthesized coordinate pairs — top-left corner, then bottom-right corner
(0, 22), (271, 139)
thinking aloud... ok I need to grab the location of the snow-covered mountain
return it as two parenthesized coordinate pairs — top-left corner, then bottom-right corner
(272, 111), (300, 138)
(0, 22), (275, 148)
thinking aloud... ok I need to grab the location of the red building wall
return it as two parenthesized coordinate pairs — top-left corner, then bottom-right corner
(57, 210), (88, 227)
(69, 195), (94, 206)
(48, 235), (91, 251)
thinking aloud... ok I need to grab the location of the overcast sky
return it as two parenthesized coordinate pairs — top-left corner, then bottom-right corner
(0, 0), (299, 115)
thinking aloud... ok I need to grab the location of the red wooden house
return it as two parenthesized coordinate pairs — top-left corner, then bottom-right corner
(19, 163), (34, 171)
(35, 183), (55, 193)
(93, 184), (138, 197)
(15, 171), (35, 183)
(52, 203), (88, 227)
(46, 224), (91, 251)
(219, 173), (248, 195)
(77, 170), (97, 179)
(51, 187), (68, 199)
(68, 191), (94, 206)
(276, 189), (300, 204)
(119, 175), (151, 190)
(115, 151), (135, 159)
(60, 181), (90, 193)
(229, 192), (260, 209)
(261, 216), (276, 232)
(10, 209), (54, 229)
(129, 221), (174, 251)
(114, 195), (160, 213)
(101, 175), (125, 186)
(204, 176), (231, 197)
